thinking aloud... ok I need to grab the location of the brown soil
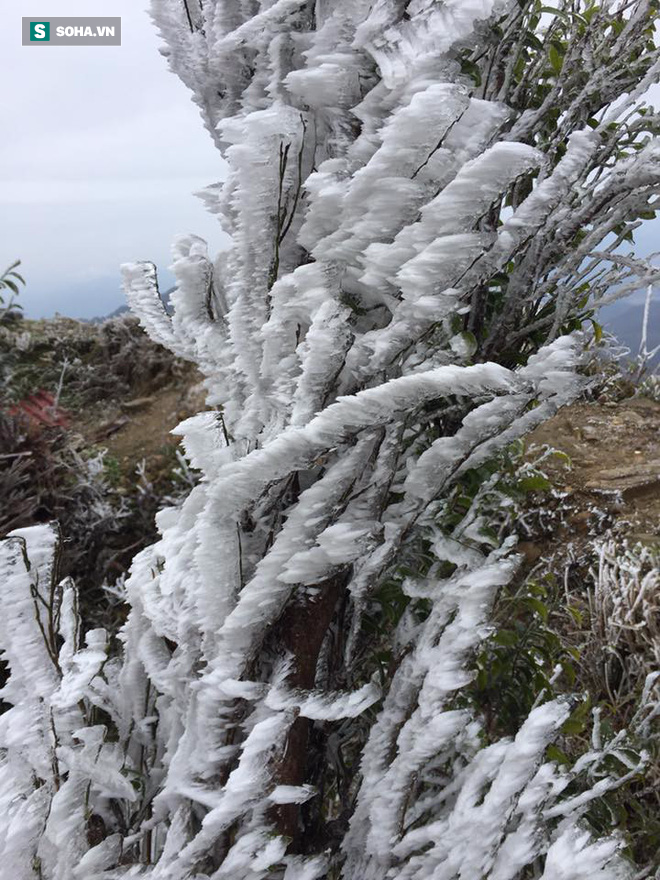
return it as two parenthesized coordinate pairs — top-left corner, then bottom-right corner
(526, 395), (660, 546)
(73, 386), (660, 534)
(5, 314), (209, 483)
(73, 377), (207, 472)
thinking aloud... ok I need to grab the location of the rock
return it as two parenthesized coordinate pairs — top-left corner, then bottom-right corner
(621, 410), (645, 426)
(568, 510), (592, 534)
(93, 416), (130, 440)
(121, 396), (156, 411)
(586, 460), (660, 493)
(518, 542), (543, 566)
(629, 533), (660, 549)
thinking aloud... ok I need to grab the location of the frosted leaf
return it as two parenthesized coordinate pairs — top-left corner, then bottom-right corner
(269, 785), (317, 805)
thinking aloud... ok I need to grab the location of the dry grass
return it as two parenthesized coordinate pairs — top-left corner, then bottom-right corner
(589, 541), (660, 710)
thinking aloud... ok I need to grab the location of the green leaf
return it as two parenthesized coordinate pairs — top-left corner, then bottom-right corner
(561, 659), (577, 687)
(550, 449), (571, 466)
(548, 44), (563, 75)
(449, 314), (463, 334)
(539, 6), (571, 24)
(610, 18), (624, 36)
(567, 604), (583, 626)
(567, 646), (581, 662)
(493, 629), (518, 647)
(1, 279), (19, 295)
(562, 698), (591, 736)
(562, 717), (585, 736)
(522, 596), (549, 623)
(518, 474), (551, 493)
(524, 31), (545, 51)
(528, 580), (548, 599)
(547, 744), (571, 766)
(479, 525), (500, 546)
(459, 57), (482, 87)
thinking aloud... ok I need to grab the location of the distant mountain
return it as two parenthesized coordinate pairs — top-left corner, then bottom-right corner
(99, 303), (129, 322)
(90, 286), (175, 324)
(22, 276), (126, 322)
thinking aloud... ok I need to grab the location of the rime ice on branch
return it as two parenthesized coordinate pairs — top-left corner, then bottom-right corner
(3, 1), (660, 877)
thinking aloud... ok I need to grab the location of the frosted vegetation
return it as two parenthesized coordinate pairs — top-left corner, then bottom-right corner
(2, 1), (660, 877)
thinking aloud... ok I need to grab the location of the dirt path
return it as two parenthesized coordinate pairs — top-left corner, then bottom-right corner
(527, 395), (660, 542)
(72, 377), (207, 480)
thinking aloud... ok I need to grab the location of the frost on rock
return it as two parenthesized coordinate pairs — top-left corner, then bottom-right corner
(5, 0), (660, 878)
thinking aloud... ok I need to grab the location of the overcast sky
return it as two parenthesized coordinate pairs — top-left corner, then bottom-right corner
(1, 1), (229, 319)
(2, 4), (659, 322)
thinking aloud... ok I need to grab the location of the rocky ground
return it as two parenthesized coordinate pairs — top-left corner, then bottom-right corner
(3, 313), (207, 485)
(523, 394), (660, 562)
(0, 314), (208, 624)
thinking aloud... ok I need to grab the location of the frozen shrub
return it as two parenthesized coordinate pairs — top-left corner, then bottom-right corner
(4, 2), (660, 877)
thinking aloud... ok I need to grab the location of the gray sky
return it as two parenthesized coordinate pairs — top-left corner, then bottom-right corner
(1, 1), (228, 319)
(2, 5), (659, 322)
